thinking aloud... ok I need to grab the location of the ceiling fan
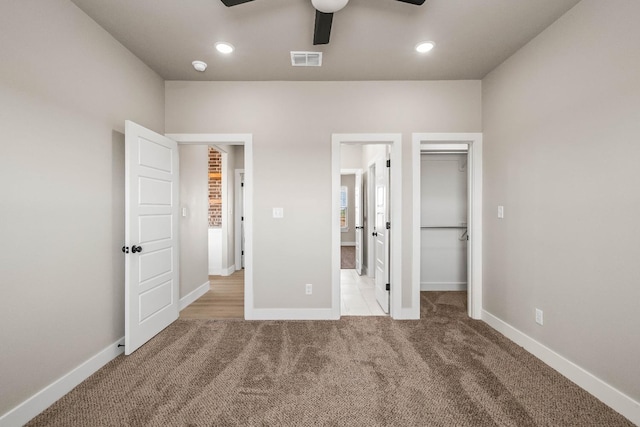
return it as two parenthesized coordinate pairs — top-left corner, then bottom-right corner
(221, 0), (426, 45)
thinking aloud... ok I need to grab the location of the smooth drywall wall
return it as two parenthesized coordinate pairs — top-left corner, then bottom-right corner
(482, 0), (640, 402)
(0, 0), (164, 417)
(166, 80), (481, 310)
(179, 145), (209, 296)
(340, 174), (356, 245)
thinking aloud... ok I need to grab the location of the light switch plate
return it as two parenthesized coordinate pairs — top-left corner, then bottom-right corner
(498, 205), (504, 219)
(273, 207), (284, 218)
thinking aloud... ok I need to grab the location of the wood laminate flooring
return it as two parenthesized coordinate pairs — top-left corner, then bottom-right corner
(180, 270), (244, 320)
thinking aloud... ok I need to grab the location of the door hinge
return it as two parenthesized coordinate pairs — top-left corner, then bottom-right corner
(386, 159), (391, 168)
(242, 250), (244, 255)
(386, 221), (391, 230)
(241, 216), (244, 221)
(241, 182), (244, 187)
(386, 283), (390, 291)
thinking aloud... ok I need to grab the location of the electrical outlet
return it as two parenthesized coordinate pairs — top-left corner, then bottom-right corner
(305, 284), (313, 295)
(535, 308), (544, 325)
(498, 205), (504, 219)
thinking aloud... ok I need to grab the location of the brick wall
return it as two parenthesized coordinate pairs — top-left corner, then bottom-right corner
(208, 147), (222, 227)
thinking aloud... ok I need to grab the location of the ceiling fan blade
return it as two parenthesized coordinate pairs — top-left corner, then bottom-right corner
(220, 0), (255, 6)
(313, 10), (333, 45)
(395, 0), (426, 5)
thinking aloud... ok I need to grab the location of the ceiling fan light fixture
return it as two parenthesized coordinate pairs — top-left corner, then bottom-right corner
(415, 41), (435, 53)
(311, 0), (349, 13)
(192, 60), (207, 72)
(215, 42), (235, 54)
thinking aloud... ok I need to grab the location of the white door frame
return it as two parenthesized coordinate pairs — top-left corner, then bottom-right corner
(234, 168), (244, 271)
(332, 134), (403, 319)
(412, 133), (483, 319)
(166, 133), (254, 319)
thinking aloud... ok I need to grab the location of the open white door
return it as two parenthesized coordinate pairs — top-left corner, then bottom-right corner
(374, 157), (390, 313)
(124, 120), (179, 355)
(354, 170), (363, 275)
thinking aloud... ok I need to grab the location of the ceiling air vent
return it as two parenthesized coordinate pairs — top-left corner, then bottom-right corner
(291, 51), (322, 67)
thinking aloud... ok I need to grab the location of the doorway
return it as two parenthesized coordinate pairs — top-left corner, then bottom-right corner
(166, 133), (255, 319)
(340, 160), (386, 316)
(332, 134), (403, 319)
(412, 133), (483, 319)
(420, 151), (468, 292)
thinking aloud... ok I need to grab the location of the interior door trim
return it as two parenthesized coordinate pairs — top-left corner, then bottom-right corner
(412, 133), (483, 319)
(165, 133), (254, 319)
(331, 134), (403, 319)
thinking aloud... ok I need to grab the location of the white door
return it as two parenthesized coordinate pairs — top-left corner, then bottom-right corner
(124, 120), (179, 355)
(354, 171), (363, 275)
(374, 157), (390, 313)
(240, 173), (245, 269)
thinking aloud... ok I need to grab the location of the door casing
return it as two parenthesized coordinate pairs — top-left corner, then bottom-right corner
(412, 133), (483, 319)
(332, 134), (404, 319)
(166, 133), (254, 319)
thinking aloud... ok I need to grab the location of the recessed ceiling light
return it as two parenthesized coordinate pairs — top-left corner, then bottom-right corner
(192, 60), (207, 72)
(215, 42), (234, 54)
(415, 41), (435, 53)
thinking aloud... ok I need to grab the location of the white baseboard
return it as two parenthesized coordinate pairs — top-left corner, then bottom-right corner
(247, 308), (337, 320)
(340, 242), (356, 247)
(0, 337), (124, 427)
(221, 265), (236, 276)
(420, 282), (467, 291)
(179, 281), (210, 311)
(482, 310), (640, 425)
(393, 307), (421, 320)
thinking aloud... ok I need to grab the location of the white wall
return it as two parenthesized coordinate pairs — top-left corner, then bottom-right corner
(482, 0), (640, 404)
(166, 81), (481, 310)
(0, 0), (164, 417)
(340, 174), (356, 245)
(179, 145), (209, 295)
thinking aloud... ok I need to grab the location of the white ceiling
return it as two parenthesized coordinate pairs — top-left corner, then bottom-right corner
(70, 0), (581, 81)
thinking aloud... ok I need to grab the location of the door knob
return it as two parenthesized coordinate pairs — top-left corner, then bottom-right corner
(372, 231), (378, 236)
(132, 245), (143, 253)
(122, 246), (129, 254)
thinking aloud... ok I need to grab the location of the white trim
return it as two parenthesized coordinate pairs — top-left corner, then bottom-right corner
(412, 133), (483, 320)
(0, 338), (124, 427)
(341, 242), (356, 247)
(220, 150), (230, 275)
(482, 310), (640, 425)
(221, 265), (236, 276)
(332, 134), (403, 319)
(179, 281), (210, 311)
(234, 169), (244, 271)
(250, 308), (338, 320)
(166, 133), (253, 321)
(421, 282), (467, 291)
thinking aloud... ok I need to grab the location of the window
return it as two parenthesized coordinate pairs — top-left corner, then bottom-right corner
(340, 186), (348, 230)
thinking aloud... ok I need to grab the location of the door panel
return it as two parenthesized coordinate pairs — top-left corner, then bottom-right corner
(354, 171), (363, 275)
(125, 120), (179, 355)
(374, 157), (390, 313)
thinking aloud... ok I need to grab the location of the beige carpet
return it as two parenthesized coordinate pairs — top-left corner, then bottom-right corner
(28, 292), (633, 426)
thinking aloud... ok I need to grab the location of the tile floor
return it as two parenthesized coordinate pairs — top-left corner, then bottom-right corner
(340, 269), (388, 316)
